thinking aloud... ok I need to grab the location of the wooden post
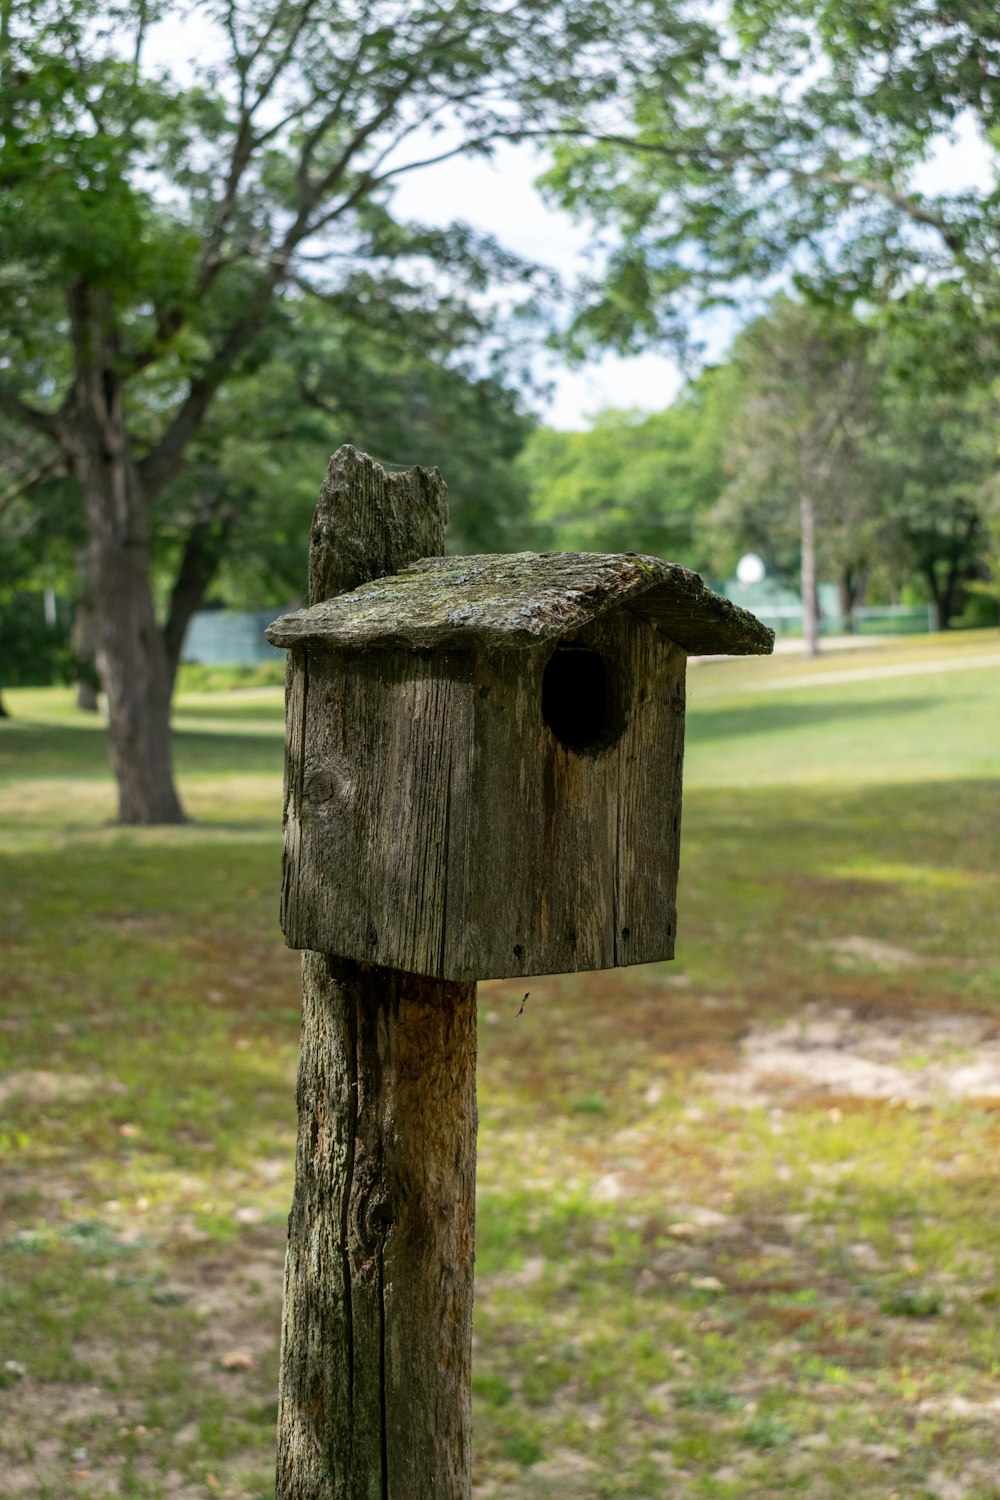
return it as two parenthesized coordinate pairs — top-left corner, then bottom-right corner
(275, 448), (478, 1500)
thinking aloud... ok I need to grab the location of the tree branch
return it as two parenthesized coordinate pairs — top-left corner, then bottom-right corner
(526, 126), (967, 260)
(162, 506), (237, 689)
(0, 452), (66, 516)
(247, 0), (320, 112)
(194, 5), (321, 303)
(131, 12), (587, 497)
(293, 1), (492, 210)
(768, 160), (965, 257)
(0, 385), (66, 446)
(291, 2), (495, 193)
(136, 375), (217, 498)
(371, 136), (498, 188)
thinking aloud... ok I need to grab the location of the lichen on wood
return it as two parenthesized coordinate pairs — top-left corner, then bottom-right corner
(307, 444), (448, 606)
(267, 550), (775, 658)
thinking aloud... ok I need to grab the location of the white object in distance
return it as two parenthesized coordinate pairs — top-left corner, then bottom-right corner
(736, 553), (766, 586)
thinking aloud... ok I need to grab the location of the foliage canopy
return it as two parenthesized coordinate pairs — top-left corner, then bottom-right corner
(0, 0), (705, 819)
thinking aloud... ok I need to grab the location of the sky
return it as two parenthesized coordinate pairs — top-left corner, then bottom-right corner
(390, 140), (699, 430)
(146, 14), (993, 434)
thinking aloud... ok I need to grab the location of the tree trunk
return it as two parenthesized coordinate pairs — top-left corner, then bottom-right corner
(88, 517), (184, 822)
(72, 549), (101, 712)
(0, 690), (9, 718)
(277, 955), (477, 1500)
(68, 284), (185, 823)
(800, 491), (820, 657)
(275, 447), (478, 1500)
(936, 554), (965, 631)
(922, 566), (945, 631)
(837, 564), (867, 635)
(76, 677), (100, 714)
(162, 514), (234, 696)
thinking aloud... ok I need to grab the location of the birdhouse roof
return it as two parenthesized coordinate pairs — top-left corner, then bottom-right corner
(265, 551), (775, 657)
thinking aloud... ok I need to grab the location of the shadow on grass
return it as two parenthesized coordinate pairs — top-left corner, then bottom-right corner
(682, 776), (1000, 875)
(172, 727), (284, 775)
(0, 715), (283, 779)
(173, 700), (284, 723)
(687, 694), (936, 743)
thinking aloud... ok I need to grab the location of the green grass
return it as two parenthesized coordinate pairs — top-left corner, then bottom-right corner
(2, 629), (1000, 1497)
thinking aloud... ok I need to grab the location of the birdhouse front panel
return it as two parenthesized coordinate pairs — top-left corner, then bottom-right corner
(277, 616), (685, 982)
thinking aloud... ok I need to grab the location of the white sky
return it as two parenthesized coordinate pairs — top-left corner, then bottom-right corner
(147, 16), (994, 433)
(389, 143), (689, 429)
(392, 115), (994, 429)
(391, 141), (694, 429)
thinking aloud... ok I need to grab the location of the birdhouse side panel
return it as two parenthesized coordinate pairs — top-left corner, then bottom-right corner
(459, 612), (685, 980)
(280, 646), (474, 976)
(613, 620), (686, 967)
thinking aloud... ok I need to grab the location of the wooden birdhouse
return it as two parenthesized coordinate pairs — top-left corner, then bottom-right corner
(267, 548), (773, 983)
(270, 450), (775, 1499)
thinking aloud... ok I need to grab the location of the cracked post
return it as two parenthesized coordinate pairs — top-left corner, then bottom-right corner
(272, 447), (476, 1500)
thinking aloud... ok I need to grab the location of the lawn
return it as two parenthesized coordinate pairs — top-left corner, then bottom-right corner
(1, 630), (1000, 1499)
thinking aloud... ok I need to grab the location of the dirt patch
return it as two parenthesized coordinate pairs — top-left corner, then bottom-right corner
(826, 935), (920, 969)
(179, 1248), (284, 1382)
(712, 1002), (1000, 1105)
(0, 1238), (282, 1500)
(0, 1069), (127, 1105)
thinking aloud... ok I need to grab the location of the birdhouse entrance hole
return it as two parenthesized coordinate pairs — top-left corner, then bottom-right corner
(542, 645), (618, 752)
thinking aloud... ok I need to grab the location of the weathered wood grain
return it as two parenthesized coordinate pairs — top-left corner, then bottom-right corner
(281, 611), (686, 981)
(307, 445), (448, 605)
(276, 955), (476, 1500)
(461, 612), (685, 979)
(267, 548), (776, 658)
(276, 447), (478, 1500)
(281, 646), (473, 977)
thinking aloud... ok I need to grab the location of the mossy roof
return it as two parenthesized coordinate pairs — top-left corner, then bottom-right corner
(265, 551), (775, 657)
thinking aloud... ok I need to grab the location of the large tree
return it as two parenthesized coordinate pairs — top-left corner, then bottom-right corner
(707, 293), (999, 636)
(0, 0), (706, 823)
(540, 1), (1000, 370)
(870, 340), (1000, 629)
(711, 298), (882, 652)
(151, 287), (538, 694)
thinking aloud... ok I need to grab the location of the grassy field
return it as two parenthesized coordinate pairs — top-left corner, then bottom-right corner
(1, 629), (999, 1499)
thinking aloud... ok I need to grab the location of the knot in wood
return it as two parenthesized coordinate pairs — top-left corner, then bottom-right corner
(362, 1188), (394, 1243)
